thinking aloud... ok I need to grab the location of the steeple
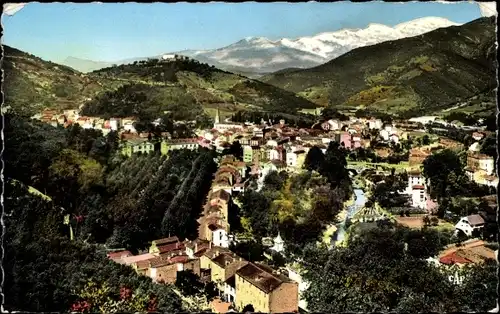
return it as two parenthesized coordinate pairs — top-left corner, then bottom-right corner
(215, 108), (220, 124)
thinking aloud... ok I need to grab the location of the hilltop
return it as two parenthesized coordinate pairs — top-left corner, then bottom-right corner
(2, 45), (126, 116)
(84, 57), (317, 117)
(3, 46), (317, 118)
(261, 17), (497, 117)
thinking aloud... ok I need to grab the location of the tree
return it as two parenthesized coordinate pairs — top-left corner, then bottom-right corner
(263, 171), (286, 191)
(303, 146), (325, 172)
(423, 149), (466, 200)
(227, 141), (243, 160)
(302, 226), (460, 312)
(320, 141), (350, 190)
(455, 259), (498, 312)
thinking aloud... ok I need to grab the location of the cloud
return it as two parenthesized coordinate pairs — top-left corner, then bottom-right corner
(477, 2), (497, 17)
(3, 3), (27, 16)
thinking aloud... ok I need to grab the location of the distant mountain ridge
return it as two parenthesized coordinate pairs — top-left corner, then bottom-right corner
(3, 44), (318, 118)
(260, 16), (497, 117)
(61, 16), (460, 74)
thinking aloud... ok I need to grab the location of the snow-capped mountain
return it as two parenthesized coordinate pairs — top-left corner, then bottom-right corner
(168, 17), (460, 74)
(63, 17), (461, 75)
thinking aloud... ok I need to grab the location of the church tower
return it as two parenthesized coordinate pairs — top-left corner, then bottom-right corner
(214, 108), (221, 124)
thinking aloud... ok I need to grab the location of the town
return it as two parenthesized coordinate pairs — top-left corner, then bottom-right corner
(30, 105), (498, 313)
(4, 3), (497, 313)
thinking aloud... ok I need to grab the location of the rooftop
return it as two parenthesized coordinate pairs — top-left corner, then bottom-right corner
(236, 262), (292, 294)
(153, 236), (179, 246)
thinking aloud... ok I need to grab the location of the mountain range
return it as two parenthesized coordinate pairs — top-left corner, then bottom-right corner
(261, 16), (497, 117)
(2, 44), (317, 118)
(62, 17), (460, 75)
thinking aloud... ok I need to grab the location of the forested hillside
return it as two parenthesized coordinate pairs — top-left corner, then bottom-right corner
(3, 44), (319, 118)
(261, 17), (497, 117)
(2, 114), (218, 312)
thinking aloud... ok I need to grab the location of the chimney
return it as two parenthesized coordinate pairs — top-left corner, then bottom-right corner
(209, 241), (213, 249)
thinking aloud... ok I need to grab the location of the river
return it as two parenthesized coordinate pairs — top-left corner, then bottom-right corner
(333, 188), (366, 244)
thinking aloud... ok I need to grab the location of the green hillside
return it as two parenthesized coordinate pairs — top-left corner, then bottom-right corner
(2, 45), (123, 116)
(261, 17), (497, 117)
(3, 45), (317, 118)
(87, 57), (317, 115)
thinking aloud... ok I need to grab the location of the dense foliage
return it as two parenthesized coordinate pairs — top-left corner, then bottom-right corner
(3, 182), (183, 312)
(297, 225), (497, 312)
(3, 114), (217, 312)
(81, 83), (208, 122)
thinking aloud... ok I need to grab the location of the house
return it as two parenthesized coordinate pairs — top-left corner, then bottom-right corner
(209, 251), (248, 301)
(185, 238), (212, 259)
(149, 238), (185, 256)
(334, 132), (352, 149)
(368, 118), (383, 130)
(389, 133), (400, 144)
(107, 250), (133, 261)
(210, 224), (230, 248)
(472, 132), (485, 141)
(161, 138), (200, 155)
(467, 153), (495, 176)
(406, 169), (426, 193)
(352, 135), (361, 149)
(321, 119), (341, 131)
(235, 262), (299, 313)
(146, 254), (200, 284)
(455, 214), (486, 237)
(411, 185), (426, 209)
(121, 138), (155, 157)
(379, 129), (390, 141)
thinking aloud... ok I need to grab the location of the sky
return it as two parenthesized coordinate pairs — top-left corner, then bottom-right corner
(2, 2), (486, 63)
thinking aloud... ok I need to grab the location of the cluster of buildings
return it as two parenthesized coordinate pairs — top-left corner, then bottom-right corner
(31, 108), (138, 135)
(465, 151), (498, 187)
(108, 154), (301, 313)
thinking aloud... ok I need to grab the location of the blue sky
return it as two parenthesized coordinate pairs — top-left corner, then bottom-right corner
(2, 2), (483, 63)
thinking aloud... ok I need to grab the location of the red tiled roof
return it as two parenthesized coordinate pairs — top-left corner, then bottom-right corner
(153, 236), (179, 246)
(412, 185), (425, 190)
(439, 251), (472, 265)
(107, 250), (133, 259)
(157, 242), (185, 254)
(194, 248), (209, 258)
(169, 255), (190, 264)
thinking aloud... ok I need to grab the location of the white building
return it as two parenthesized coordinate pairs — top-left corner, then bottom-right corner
(455, 214), (486, 237)
(271, 233), (284, 253)
(211, 227), (230, 248)
(109, 118), (119, 131)
(379, 129), (390, 141)
(407, 170), (426, 194)
(286, 151), (298, 168)
(368, 119), (383, 130)
(123, 122), (137, 133)
(409, 116), (438, 125)
(161, 54), (176, 60)
(411, 185), (426, 209)
(389, 134), (400, 144)
(326, 119), (341, 130)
